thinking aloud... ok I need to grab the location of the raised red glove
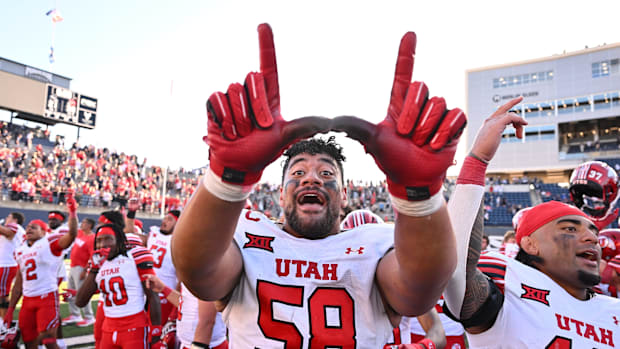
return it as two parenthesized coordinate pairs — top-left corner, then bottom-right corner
(204, 23), (330, 187)
(61, 289), (77, 302)
(66, 190), (78, 217)
(333, 32), (466, 202)
(591, 208), (619, 231)
(3, 306), (14, 326)
(90, 248), (111, 271)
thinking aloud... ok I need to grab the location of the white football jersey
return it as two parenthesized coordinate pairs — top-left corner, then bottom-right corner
(177, 283), (227, 348)
(469, 251), (620, 348)
(222, 210), (395, 348)
(0, 223), (25, 267)
(147, 227), (177, 289)
(95, 247), (153, 318)
(14, 235), (62, 297)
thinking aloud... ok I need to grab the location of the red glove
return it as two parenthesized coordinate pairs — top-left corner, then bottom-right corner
(61, 289), (77, 302)
(66, 190), (78, 217)
(204, 23), (330, 188)
(3, 306), (14, 326)
(591, 208), (619, 231)
(90, 248), (111, 272)
(332, 32), (466, 202)
(150, 325), (162, 346)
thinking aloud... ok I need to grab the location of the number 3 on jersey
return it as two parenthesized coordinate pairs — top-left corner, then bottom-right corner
(149, 246), (166, 268)
(257, 280), (356, 348)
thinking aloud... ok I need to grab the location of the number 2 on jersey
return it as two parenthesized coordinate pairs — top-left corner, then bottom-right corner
(24, 259), (37, 280)
(257, 280), (356, 348)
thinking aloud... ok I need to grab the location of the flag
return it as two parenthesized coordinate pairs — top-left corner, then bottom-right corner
(46, 9), (63, 23)
(49, 46), (55, 64)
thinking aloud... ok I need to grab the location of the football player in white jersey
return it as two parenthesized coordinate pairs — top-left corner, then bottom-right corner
(147, 210), (180, 322)
(145, 274), (228, 349)
(341, 210), (446, 349)
(443, 97), (620, 348)
(5, 194), (78, 349)
(173, 24), (466, 347)
(76, 223), (163, 349)
(0, 211), (25, 319)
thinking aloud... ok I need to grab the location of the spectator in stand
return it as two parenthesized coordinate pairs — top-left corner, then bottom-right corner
(64, 218), (96, 327)
(481, 234), (490, 252)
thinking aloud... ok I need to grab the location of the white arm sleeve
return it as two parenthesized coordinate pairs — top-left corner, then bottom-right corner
(444, 183), (485, 319)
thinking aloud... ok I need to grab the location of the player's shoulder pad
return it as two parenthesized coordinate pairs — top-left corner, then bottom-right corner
(478, 251), (508, 293)
(130, 246), (155, 269)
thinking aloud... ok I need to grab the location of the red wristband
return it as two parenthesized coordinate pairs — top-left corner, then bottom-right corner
(456, 155), (488, 186)
(162, 286), (172, 298)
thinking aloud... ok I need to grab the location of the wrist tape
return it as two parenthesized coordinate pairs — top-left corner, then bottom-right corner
(390, 190), (444, 217)
(203, 167), (253, 202)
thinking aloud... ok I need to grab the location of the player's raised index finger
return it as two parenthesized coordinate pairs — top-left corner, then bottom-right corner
(257, 24), (279, 92)
(390, 32), (417, 106)
(493, 96), (523, 116)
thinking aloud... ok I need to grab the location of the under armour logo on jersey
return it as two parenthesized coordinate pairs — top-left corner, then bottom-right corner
(345, 247), (364, 255)
(520, 283), (550, 306)
(614, 316), (619, 326)
(243, 232), (274, 252)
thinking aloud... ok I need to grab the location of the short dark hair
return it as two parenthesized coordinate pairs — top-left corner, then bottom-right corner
(83, 218), (96, 230)
(100, 211), (125, 229)
(168, 210), (181, 220)
(281, 136), (346, 184)
(9, 212), (25, 225)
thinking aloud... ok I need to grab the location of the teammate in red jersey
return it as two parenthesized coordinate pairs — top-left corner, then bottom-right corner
(5, 194), (78, 349)
(173, 23), (466, 346)
(76, 224), (162, 349)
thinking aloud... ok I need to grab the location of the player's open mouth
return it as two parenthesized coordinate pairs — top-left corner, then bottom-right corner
(296, 191), (326, 208)
(576, 250), (598, 266)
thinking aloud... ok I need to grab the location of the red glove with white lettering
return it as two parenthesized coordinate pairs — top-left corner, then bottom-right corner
(66, 190), (78, 218)
(90, 248), (111, 273)
(61, 289), (77, 302)
(204, 23), (330, 199)
(333, 32), (466, 212)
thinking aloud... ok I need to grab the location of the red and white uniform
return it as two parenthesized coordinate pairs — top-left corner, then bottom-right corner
(14, 234), (63, 342)
(15, 234), (63, 297)
(222, 210), (395, 348)
(177, 283), (227, 349)
(409, 297), (466, 349)
(95, 246), (155, 349)
(471, 251), (620, 348)
(0, 223), (24, 296)
(147, 227), (177, 319)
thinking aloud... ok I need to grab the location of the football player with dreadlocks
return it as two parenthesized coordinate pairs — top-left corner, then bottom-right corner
(76, 223), (163, 348)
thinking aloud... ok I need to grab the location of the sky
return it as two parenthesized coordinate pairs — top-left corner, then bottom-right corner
(2, 0), (620, 184)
